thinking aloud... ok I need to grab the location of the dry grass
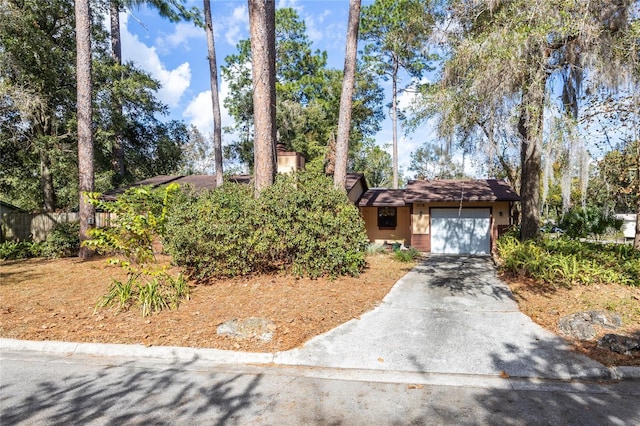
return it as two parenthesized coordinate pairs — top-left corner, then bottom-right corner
(0, 253), (413, 353)
(1, 254), (638, 366)
(502, 273), (640, 367)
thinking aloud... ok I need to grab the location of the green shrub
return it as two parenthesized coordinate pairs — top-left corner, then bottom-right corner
(0, 241), (45, 260)
(164, 171), (370, 279)
(42, 221), (80, 258)
(260, 172), (369, 278)
(86, 183), (188, 316)
(394, 247), (420, 262)
(497, 235), (640, 287)
(84, 183), (179, 264)
(164, 181), (264, 278)
(558, 206), (622, 240)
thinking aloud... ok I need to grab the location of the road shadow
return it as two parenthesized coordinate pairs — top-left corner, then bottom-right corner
(411, 255), (516, 302)
(402, 338), (640, 425)
(1, 356), (263, 425)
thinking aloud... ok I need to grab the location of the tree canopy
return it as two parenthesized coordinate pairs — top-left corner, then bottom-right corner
(0, 0), (187, 211)
(222, 7), (383, 171)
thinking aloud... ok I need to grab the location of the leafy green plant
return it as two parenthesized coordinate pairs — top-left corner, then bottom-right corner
(558, 206), (622, 240)
(393, 247), (420, 262)
(42, 221), (80, 258)
(497, 235), (640, 287)
(0, 241), (44, 260)
(84, 183), (180, 264)
(96, 271), (188, 317)
(164, 171), (370, 279)
(97, 273), (137, 312)
(86, 183), (189, 316)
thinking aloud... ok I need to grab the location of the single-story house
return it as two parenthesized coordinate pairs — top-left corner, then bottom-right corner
(104, 147), (519, 255)
(357, 179), (520, 255)
(0, 200), (25, 216)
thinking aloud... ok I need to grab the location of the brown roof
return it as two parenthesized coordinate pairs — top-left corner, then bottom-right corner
(404, 179), (520, 203)
(345, 173), (366, 192)
(358, 189), (406, 207)
(101, 174), (251, 201)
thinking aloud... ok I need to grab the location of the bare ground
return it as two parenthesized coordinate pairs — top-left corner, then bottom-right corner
(1, 254), (638, 366)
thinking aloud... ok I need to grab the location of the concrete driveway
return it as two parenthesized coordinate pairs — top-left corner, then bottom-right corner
(276, 256), (613, 380)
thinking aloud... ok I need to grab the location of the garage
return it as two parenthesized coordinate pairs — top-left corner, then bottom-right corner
(430, 208), (491, 255)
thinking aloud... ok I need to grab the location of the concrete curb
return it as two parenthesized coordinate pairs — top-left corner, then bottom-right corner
(0, 338), (274, 365)
(2, 338), (639, 382)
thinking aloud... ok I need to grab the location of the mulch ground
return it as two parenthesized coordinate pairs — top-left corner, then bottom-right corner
(1, 254), (638, 366)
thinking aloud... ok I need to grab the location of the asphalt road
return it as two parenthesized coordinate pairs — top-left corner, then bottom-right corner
(2, 349), (639, 425)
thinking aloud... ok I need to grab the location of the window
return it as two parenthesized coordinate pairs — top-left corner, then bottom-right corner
(378, 207), (397, 228)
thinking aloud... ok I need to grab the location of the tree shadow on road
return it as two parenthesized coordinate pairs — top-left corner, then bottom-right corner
(410, 255), (516, 302)
(1, 355), (263, 425)
(403, 336), (640, 425)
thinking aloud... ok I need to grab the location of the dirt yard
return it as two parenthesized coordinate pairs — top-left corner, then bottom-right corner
(1, 254), (638, 366)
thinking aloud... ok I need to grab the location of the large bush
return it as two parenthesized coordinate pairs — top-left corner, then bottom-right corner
(558, 206), (622, 240)
(42, 221), (80, 258)
(164, 182), (266, 278)
(164, 171), (369, 279)
(259, 172), (369, 277)
(497, 235), (640, 287)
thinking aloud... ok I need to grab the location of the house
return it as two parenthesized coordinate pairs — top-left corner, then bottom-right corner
(104, 148), (519, 255)
(357, 179), (520, 255)
(0, 200), (25, 216)
(0, 200), (26, 242)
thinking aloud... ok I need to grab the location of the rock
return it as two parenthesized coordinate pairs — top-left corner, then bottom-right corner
(597, 334), (640, 355)
(589, 311), (622, 329)
(217, 317), (276, 342)
(557, 311), (622, 341)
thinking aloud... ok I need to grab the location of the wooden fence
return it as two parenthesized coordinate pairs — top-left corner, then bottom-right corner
(0, 212), (112, 242)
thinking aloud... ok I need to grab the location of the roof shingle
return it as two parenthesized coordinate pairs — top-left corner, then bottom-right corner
(404, 179), (520, 203)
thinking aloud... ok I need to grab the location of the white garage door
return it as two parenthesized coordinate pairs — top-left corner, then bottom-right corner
(431, 208), (491, 254)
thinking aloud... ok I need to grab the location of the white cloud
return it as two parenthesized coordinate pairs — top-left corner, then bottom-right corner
(155, 22), (204, 52)
(224, 5), (249, 47)
(183, 77), (235, 137)
(120, 13), (191, 108)
(183, 91), (214, 133)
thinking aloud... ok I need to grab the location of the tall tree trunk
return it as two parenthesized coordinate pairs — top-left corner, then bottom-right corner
(248, 0), (276, 196)
(204, 0), (224, 187)
(333, 0), (361, 190)
(40, 149), (56, 212)
(635, 139), (640, 249)
(110, 0), (125, 181)
(518, 69), (545, 241)
(76, 0), (95, 258)
(391, 60), (399, 189)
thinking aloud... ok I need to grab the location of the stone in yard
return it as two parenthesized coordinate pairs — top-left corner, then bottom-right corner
(597, 334), (640, 356)
(557, 311), (622, 341)
(217, 317), (277, 342)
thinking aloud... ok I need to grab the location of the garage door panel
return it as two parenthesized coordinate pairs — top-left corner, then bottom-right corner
(431, 208), (490, 254)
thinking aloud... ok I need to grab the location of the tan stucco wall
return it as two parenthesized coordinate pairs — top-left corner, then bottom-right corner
(277, 153), (305, 174)
(348, 179), (365, 204)
(360, 206), (411, 245)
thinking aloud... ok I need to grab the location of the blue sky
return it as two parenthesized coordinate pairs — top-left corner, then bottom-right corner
(118, 0), (436, 177)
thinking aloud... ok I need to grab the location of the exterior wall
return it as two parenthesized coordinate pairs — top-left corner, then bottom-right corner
(410, 201), (512, 252)
(360, 206), (411, 246)
(276, 152), (305, 174)
(347, 179), (366, 204)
